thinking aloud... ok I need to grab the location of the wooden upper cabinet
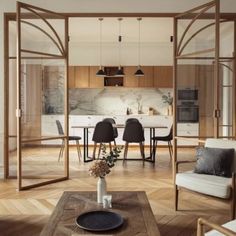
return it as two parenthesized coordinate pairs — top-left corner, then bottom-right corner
(89, 66), (104, 88)
(153, 66), (173, 88)
(124, 66), (139, 87)
(74, 66), (89, 88)
(138, 66), (154, 87)
(68, 66), (75, 89)
(177, 65), (200, 88)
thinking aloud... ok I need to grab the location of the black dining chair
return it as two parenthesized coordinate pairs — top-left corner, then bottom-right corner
(125, 118), (139, 124)
(103, 118), (118, 145)
(123, 120), (145, 162)
(152, 125), (173, 162)
(56, 120), (82, 162)
(92, 121), (115, 159)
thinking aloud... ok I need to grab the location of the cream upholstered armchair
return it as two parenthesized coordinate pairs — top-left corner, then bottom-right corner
(197, 217), (236, 236)
(175, 139), (236, 219)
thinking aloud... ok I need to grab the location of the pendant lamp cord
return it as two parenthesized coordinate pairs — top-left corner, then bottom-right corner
(99, 18), (103, 69)
(118, 18), (122, 69)
(138, 17), (142, 68)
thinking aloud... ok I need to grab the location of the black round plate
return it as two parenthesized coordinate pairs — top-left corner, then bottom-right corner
(76, 210), (124, 232)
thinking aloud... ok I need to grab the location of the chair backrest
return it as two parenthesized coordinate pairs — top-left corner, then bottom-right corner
(125, 118), (139, 124)
(56, 120), (64, 135)
(205, 138), (236, 172)
(166, 125), (173, 140)
(103, 118), (118, 138)
(92, 121), (115, 143)
(123, 121), (145, 143)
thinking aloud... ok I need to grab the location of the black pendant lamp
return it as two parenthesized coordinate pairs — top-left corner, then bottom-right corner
(96, 18), (106, 77)
(116, 18), (125, 76)
(135, 18), (144, 77)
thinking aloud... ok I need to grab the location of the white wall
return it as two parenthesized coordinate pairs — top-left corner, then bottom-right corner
(1, 0), (236, 178)
(70, 42), (173, 66)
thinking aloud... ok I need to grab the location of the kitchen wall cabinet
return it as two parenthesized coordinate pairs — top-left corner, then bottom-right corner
(177, 65), (200, 88)
(74, 66), (89, 88)
(68, 66), (75, 89)
(138, 66), (154, 87)
(89, 66), (104, 88)
(68, 66), (174, 88)
(124, 66), (139, 87)
(154, 66), (173, 88)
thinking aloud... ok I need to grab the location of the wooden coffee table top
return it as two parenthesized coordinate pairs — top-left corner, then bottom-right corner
(40, 191), (160, 236)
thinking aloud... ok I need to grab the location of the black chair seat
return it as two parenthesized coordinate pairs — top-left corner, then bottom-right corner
(152, 136), (171, 141)
(56, 120), (82, 162)
(69, 136), (81, 141)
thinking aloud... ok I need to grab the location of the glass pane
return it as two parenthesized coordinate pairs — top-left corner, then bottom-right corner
(8, 58), (17, 176)
(20, 59), (66, 140)
(176, 59), (215, 141)
(21, 139), (65, 187)
(177, 4), (216, 58)
(20, 7), (65, 57)
(218, 62), (234, 137)
(220, 21), (234, 58)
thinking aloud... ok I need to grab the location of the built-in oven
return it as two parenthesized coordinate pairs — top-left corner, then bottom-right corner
(177, 89), (198, 101)
(177, 103), (199, 123)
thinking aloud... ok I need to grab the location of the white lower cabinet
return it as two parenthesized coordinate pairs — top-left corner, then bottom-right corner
(177, 123), (199, 146)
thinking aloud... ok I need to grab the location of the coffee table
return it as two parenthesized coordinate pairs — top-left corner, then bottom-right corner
(40, 191), (160, 236)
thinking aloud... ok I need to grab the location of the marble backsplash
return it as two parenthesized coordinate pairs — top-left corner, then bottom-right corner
(69, 88), (172, 115)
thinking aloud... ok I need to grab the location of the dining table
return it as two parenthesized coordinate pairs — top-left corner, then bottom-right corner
(72, 123), (168, 163)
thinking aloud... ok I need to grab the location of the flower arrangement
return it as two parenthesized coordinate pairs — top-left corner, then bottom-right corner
(162, 92), (173, 105)
(89, 145), (123, 178)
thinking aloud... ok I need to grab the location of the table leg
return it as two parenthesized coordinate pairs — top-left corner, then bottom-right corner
(83, 128), (93, 162)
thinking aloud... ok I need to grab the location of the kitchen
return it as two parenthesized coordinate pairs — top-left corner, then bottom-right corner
(41, 17), (175, 148)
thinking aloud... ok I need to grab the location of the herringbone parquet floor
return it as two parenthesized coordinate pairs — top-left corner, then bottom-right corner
(0, 147), (230, 236)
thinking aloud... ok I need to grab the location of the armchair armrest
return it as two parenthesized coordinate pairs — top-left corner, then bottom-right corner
(175, 160), (196, 173)
(197, 218), (236, 236)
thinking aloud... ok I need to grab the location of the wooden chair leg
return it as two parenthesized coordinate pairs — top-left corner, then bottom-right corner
(98, 143), (102, 159)
(139, 142), (145, 160)
(92, 142), (97, 160)
(230, 174), (235, 220)
(123, 142), (128, 161)
(58, 140), (65, 162)
(76, 140), (82, 162)
(153, 140), (157, 161)
(174, 184), (179, 211)
(109, 142), (112, 153)
(168, 141), (172, 161)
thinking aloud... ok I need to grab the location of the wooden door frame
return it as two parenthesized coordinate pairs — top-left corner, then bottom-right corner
(4, 6), (236, 182)
(173, 0), (236, 178)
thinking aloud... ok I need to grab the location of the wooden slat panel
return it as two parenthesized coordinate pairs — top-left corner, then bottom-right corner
(74, 66), (89, 88)
(124, 66), (139, 87)
(154, 66), (173, 88)
(138, 66), (154, 87)
(89, 66), (104, 88)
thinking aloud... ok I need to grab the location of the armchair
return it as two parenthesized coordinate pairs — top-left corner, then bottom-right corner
(197, 217), (236, 236)
(175, 138), (236, 219)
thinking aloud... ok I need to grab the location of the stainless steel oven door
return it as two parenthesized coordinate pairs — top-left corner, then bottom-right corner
(177, 106), (199, 123)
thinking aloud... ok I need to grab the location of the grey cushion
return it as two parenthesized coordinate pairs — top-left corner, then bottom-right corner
(194, 147), (235, 177)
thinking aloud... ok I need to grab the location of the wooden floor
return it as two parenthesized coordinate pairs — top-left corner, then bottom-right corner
(0, 147), (230, 236)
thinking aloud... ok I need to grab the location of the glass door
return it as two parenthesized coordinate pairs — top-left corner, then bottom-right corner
(16, 2), (69, 190)
(173, 0), (236, 175)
